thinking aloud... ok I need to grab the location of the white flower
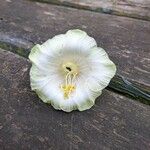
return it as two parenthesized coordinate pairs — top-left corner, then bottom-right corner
(29, 29), (116, 112)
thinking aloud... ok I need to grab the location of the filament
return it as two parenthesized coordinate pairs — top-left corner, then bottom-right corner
(61, 72), (76, 99)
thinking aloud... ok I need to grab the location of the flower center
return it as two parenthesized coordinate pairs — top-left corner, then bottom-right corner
(61, 62), (78, 99)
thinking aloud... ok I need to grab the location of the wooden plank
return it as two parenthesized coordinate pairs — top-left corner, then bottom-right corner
(0, 0), (150, 96)
(33, 0), (150, 21)
(0, 48), (150, 149)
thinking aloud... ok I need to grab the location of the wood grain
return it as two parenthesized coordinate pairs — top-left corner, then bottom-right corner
(0, 0), (149, 98)
(32, 0), (150, 20)
(0, 49), (150, 150)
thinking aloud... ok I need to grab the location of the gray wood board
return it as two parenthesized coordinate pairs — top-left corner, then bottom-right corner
(0, 49), (150, 149)
(0, 0), (150, 89)
(33, 0), (150, 20)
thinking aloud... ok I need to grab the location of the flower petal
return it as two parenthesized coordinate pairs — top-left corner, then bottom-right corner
(71, 83), (95, 111)
(87, 47), (116, 91)
(30, 64), (62, 90)
(29, 44), (53, 72)
(41, 34), (67, 56)
(34, 78), (63, 110)
(66, 29), (97, 53)
(86, 88), (102, 103)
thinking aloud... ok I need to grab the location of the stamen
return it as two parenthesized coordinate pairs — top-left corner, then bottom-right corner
(61, 72), (76, 99)
(61, 62), (78, 99)
(72, 73), (77, 84)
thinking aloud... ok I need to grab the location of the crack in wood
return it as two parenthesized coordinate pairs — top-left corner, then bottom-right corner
(0, 38), (149, 104)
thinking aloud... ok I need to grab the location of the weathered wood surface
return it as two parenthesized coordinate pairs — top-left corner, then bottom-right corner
(0, 0), (150, 92)
(0, 48), (150, 149)
(34, 0), (150, 20)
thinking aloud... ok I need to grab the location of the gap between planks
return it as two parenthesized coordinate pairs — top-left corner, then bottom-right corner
(0, 39), (149, 104)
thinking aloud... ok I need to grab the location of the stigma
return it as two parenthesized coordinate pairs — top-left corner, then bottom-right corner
(61, 62), (78, 99)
